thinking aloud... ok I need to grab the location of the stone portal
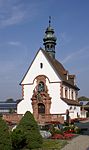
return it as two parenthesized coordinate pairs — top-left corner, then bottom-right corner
(31, 75), (51, 124)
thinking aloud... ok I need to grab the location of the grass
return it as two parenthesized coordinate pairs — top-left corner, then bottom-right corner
(23, 139), (67, 150)
(24, 139), (67, 150)
(42, 139), (67, 149)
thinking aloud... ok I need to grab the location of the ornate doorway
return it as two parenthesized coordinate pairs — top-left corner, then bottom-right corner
(38, 103), (45, 114)
(31, 75), (51, 123)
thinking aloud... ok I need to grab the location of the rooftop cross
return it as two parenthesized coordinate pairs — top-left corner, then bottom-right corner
(49, 16), (51, 27)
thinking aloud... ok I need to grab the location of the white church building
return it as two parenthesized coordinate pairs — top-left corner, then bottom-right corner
(17, 19), (81, 124)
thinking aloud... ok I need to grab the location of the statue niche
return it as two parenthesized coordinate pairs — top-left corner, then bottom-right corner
(38, 81), (45, 92)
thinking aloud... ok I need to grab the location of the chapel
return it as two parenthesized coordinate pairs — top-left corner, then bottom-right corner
(17, 18), (81, 124)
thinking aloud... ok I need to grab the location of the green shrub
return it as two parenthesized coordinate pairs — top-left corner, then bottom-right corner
(0, 117), (12, 150)
(86, 112), (89, 117)
(54, 129), (63, 135)
(11, 128), (26, 150)
(63, 126), (70, 132)
(69, 124), (75, 130)
(49, 124), (55, 135)
(74, 126), (81, 134)
(11, 111), (43, 149)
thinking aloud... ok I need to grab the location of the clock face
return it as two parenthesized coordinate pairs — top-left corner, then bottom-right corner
(38, 81), (45, 92)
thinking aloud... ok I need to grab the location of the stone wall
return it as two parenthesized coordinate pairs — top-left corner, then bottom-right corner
(36, 114), (64, 124)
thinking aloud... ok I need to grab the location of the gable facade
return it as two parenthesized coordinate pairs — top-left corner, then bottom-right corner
(17, 49), (81, 122)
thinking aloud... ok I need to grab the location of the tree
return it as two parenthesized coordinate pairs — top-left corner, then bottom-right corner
(11, 128), (26, 150)
(6, 98), (14, 103)
(9, 108), (15, 114)
(11, 111), (43, 150)
(0, 117), (12, 150)
(78, 96), (89, 101)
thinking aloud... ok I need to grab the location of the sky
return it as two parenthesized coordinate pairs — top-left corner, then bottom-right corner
(0, 0), (89, 101)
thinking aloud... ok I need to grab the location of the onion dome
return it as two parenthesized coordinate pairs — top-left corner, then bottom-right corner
(43, 16), (57, 59)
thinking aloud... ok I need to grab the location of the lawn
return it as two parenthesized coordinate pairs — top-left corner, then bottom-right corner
(23, 139), (67, 150)
(42, 139), (67, 150)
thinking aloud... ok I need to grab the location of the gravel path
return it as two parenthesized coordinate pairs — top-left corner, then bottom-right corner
(61, 135), (89, 150)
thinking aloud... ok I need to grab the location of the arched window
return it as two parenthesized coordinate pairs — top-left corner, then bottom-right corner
(40, 63), (43, 69)
(38, 103), (45, 114)
(47, 45), (49, 49)
(75, 91), (78, 100)
(51, 45), (53, 48)
(65, 88), (68, 98)
(38, 81), (45, 92)
(72, 90), (73, 100)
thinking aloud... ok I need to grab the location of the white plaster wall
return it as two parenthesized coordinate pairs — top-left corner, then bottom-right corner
(74, 106), (81, 118)
(68, 106), (74, 119)
(68, 106), (81, 119)
(73, 90), (75, 100)
(63, 86), (65, 98)
(17, 80), (37, 114)
(69, 89), (72, 99)
(46, 79), (68, 114)
(74, 90), (77, 100)
(67, 88), (69, 99)
(80, 111), (87, 118)
(69, 89), (70, 99)
(21, 50), (60, 85)
(17, 99), (31, 114)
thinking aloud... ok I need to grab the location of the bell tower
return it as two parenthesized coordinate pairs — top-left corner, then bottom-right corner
(43, 16), (57, 59)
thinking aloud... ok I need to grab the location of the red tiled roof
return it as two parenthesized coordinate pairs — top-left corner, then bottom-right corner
(42, 49), (79, 90)
(61, 97), (81, 106)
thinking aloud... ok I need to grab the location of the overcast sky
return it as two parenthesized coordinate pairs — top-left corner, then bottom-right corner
(0, 0), (89, 101)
